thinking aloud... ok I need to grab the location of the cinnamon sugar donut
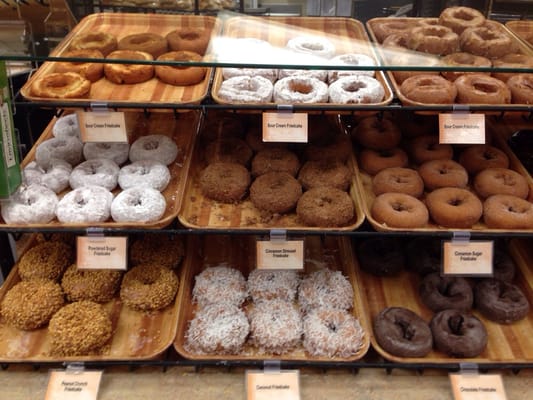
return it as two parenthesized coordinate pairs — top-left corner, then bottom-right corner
(353, 116), (401, 151)
(426, 187), (483, 228)
(460, 25), (515, 59)
(441, 52), (491, 81)
(118, 32), (168, 58)
(250, 171), (302, 214)
(31, 72), (91, 99)
(372, 167), (424, 198)
(409, 135), (454, 164)
(483, 194), (533, 229)
(400, 74), (457, 104)
(455, 74), (511, 104)
(298, 269), (354, 312)
(155, 51), (206, 86)
(407, 25), (459, 56)
(438, 6), (486, 34)
(251, 147), (300, 177)
(371, 192), (429, 229)
(458, 144), (509, 175)
(69, 32), (117, 56)
(296, 187), (354, 227)
(418, 159), (468, 191)
(507, 74), (533, 104)
(199, 162), (250, 203)
(474, 168), (529, 199)
(104, 50), (154, 84)
(166, 27), (211, 55)
(298, 160), (352, 191)
(54, 49), (104, 82)
(359, 148), (409, 175)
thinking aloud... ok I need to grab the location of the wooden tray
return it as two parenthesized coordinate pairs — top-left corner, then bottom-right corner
(20, 13), (221, 106)
(211, 16), (393, 110)
(505, 20), (533, 50)
(354, 237), (533, 364)
(0, 240), (186, 362)
(0, 111), (199, 229)
(174, 234), (371, 362)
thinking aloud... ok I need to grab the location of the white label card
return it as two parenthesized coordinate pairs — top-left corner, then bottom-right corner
(442, 240), (493, 276)
(262, 112), (308, 143)
(439, 113), (485, 144)
(246, 370), (300, 400)
(45, 370), (103, 400)
(77, 111), (128, 143)
(256, 240), (304, 270)
(77, 236), (128, 270)
(449, 373), (507, 400)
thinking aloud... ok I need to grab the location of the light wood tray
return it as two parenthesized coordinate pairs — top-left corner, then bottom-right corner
(505, 20), (533, 50)
(174, 234), (371, 362)
(211, 16), (393, 110)
(20, 13), (221, 105)
(0, 240), (186, 362)
(0, 111), (199, 229)
(354, 237), (533, 364)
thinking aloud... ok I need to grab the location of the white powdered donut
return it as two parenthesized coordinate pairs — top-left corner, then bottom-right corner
(69, 158), (120, 191)
(1, 184), (58, 224)
(129, 135), (178, 165)
(35, 137), (83, 169)
(217, 76), (273, 103)
(328, 53), (376, 83)
(273, 76), (328, 104)
(118, 160), (170, 191)
(56, 185), (113, 223)
(23, 159), (72, 194)
(222, 67), (278, 83)
(52, 114), (80, 139)
(328, 75), (385, 104)
(286, 36), (336, 59)
(110, 186), (166, 222)
(278, 68), (328, 82)
(83, 142), (130, 165)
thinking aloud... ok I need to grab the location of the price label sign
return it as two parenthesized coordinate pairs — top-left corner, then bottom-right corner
(256, 240), (304, 270)
(45, 370), (103, 400)
(439, 113), (485, 144)
(449, 373), (508, 400)
(77, 111), (128, 143)
(77, 236), (128, 270)
(442, 240), (493, 276)
(246, 370), (300, 400)
(262, 112), (307, 143)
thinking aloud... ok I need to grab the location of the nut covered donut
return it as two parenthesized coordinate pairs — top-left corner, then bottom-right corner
(104, 50), (154, 84)
(460, 25), (515, 59)
(166, 27), (212, 55)
(61, 264), (123, 303)
(407, 25), (459, 56)
(17, 241), (73, 282)
(371, 192), (429, 229)
(400, 74), (457, 104)
(418, 159), (468, 191)
(54, 49), (105, 82)
(273, 76), (328, 104)
(474, 279), (530, 323)
(426, 187), (483, 228)
(483, 194), (533, 229)
(438, 6), (486, 34)
(31, 72), (91, 99)
(118, 33), (168, 59)
(455, 74), (511, 104)
(296, 187), (354, 227)
(69, 32), (117, 56)
(298, 269), (354, 312)
(155, 51), (207, 86)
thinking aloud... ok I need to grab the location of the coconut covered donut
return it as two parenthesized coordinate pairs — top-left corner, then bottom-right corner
(286, 35), (336, 59)
(56, 185), (113, 223)
(217, 75), (274, 103)
(298, 268), (354, 312)
(52, 113), (80, 139)
(118, 160), (171, 191)
(192, 265), (248, 308)
(273, 76), (328, 104)
(110, 187), (166, 223)
(1, 184), (58, 224)
(23, 160), (72, 194)
(129, 134), (178, 165)
(247, 269), (301, 302)
(69, 158), (120, 191)
(328, 75), (385, 104)
(83, 142), (130, 165)
(328, 53), (376, 82)
(35, 136), (83, 169)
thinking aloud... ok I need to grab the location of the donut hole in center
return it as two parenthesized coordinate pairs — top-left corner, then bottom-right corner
(179, 32), (199, 40)
(391, 201), (410, 212)
(343, 81), (367, 93)
(477, 30), (499, 41)
(289, 81), (313, 94)
(302, 43), (325, 52)
(453, 10), (476, 21)
(327, 321), (338, 333)
(447, 314), (466, 335)
(437, 281), (455, 296)
(472, 82), (498, 94)
(507, 204), (528, 214)
(482, 151), (497, 161)
(447, 197), (463, 207)
(396, 319), (415, 340)
(47, 79), (72, 89)
(143, 140), (160, 151)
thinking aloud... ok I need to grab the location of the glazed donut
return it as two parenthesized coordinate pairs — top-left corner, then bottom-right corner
(373, 307), (433, 358)
(430, 309), (487, 358)
(455, 74), (511, 104)
(130, 234), (184, 270)
(205, 137), (252, 166)
(492, 54), (533, 82)
(286, 35), (336, 59)
(69, 32), (118, 56)
(129, 134), (178, 165)
(298, 268), (354, 312)
(251, 148), (300, 177)
(372, 167), (424, 198)
(372, 20), (415, 42)
(217, 76), (273, 103)
(35, 136), (83, 169)
(120, 264), (179, 311)
(52, 113), (80, 139)
(474, 168), (529, 199)
(49, 301), (113, 356)
(382, 32), (410, 48)
(441, 52), (491, 81)
(400, 74), (457, 104)
(250, 171), (302, 214)
(56, 185), (113, 223)
(118, 160), (171, 191)
(418, 159), (468, 191)
(17, 241), (73, 281)
(384, 42), (442, 84)
(419, 273), (473, 312)
(222, 67), (278, 83)
(474, 279), (530, 323)
(483, 194), (533, 229)
(460, 25), (515, 59)
(111, 187), (166, 222)
(438, 6), (486, 34)
(305, 132), (352, 162)
(1, 184), (58, 224)
(192, 265), (248, 307)
(155, 51), (206, 86)
(357, 237), (405, 276)
(407, 25), (459, 56)
(104, 50), (154, 84)
(298, 160), (351, 191)
(273, 76), (328, 104)
(61, 264), (123, 303)
(507, 74), (533, 104)
(328, 53), (376, 82)
(118, 33), (168, 58)
(328, 75), (385, 104)
(426, 187), (483, 228)
(353, 116), (401, 151)
(296, 187), (355, 227)
(166, 27), (211, 55)
(0, 279), (65, 330)
(247, 269), (300, 302)
(371, 192), (429, 229)
(30, 72), (91, 99)
(199, 162), (250, 203)
(54, 49), (104, 82)
(248, 299), (303, 354)
(23, 160), (71, 194)
(458, 144), (509, 175)
(409, 135), (454, 164)
(358, 148), (409, 175)
(406, 237), (442, 276)
(69, 158), (120, 191)
(83, 142), (130, 166)
(303, 308), (365, 358)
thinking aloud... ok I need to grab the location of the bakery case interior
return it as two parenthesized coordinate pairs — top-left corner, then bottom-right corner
(0, 0), (532, 395)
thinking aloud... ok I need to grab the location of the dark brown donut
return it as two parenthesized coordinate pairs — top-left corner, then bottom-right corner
(493, 244), (516, 283)
(296, 187), (354, 227)
(357, 238), (405, 276)
(419, 159), (468, 191)
(298, 160), (352, 191)
(406, 237), (442, 276)
(199, 162), (250, 203)
(353, 116), (401, 151)
(426, 187), (483, 229)
(408, 135), (454, 164)
(474, 279), (530, 324)
(205, 137), (253, 166)
(305, 132), (352, 162)
(249, 171), (302, 214)
(359, 148), (409, 175)
(419, 273), (473, 312)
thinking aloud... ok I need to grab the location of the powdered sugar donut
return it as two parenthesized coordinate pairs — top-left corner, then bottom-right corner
(23, 159), (71, 193)
(217, 75), (273, 103)
(222, 67), (278, 83)
(274, 76), (328, 104)
(56, 185), (113, 223)
(110, 187), (166, 222)
(69, 158), (120, 191)
(278, 69), (328, 82)
(129, 135), (178, 165)
(286, 36), (336, 59)
(298, 269), (354, 312)
(52, 114), (80, 139)
(118, 160), (170, 191)
(328, 75), (385, 104)
(83, 142), (130, 165)
(1, 184), (58, 224)
(35, 136), (83, 169)
(328, 53), (376, 83)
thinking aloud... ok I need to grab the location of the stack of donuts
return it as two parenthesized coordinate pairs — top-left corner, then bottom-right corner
(197, 112), (356, 227)
(351, 113), (533, 230)
(371, 6), (533, 105)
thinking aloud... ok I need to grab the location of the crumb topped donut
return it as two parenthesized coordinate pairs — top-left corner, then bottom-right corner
(298, 160), (352, 191)
(199, 162), (250, 203)
(250, 171), (302, 214)
(296, 187), (355, 227)
(129, 134), (178, 165)
(1, 184), (58, 225)
(204, 137), (253, 166)
(192, 265), (247, 308)
(298, 269), (353, 312)
(251, 147), (300, 177)
(111, 187), (166, 223)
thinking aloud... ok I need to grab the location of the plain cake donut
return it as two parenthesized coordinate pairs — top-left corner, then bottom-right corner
(455, 74), (511, 104)
(371, 192), (429, 229)
(69, 32), (117, 56)
(426, 187), (483, 228)
(166, 27), (211, 55)
(69, 158), (120, 191)
(458, 144), (509, 174)
(104, 50), (154, 84)
(409, 135), (454, 164)
(353, 116), (401, 151)
(129, 134), (178, 165)
(418, 159), (468, 190)
(438, 6), (486, 34)
(155, 50), (207, 86)
(474, 168), (529, 199)
(118, 160), (171, 191)
(372, 167), (424, 198)
(56, 185), (113, 223)
(30, 72), (91, 99)
(483, 194), (533, 229)
(359, 148), (409, 175)
(53, 49), (105, 82)
(110, 187), (166, 223)
(1, 184), (58, 224)
(118, 32), (168, 58)
(400, 74), (457, 104)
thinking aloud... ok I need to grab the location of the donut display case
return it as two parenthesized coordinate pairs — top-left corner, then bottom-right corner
(505, 20), (533, 50)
